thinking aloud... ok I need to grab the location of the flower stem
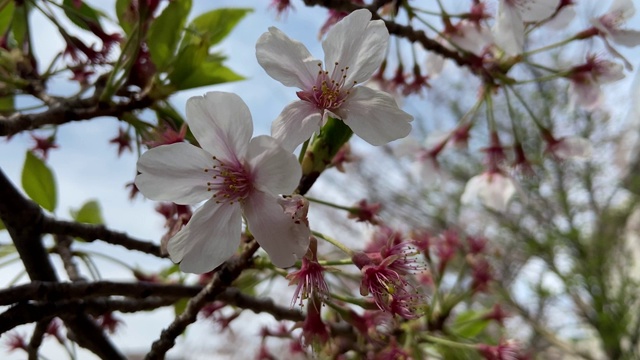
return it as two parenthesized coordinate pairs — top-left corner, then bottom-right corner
(522, 35), (579, 57)
(306, 196), (354, 212)
(421, 334), (478, 350)
(312, 231), (354, 256)
(319, 258), (353, 266)
(330, 293), (373, 308)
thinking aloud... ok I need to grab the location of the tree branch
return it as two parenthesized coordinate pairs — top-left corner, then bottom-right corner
(42, 217), (164, 258)
(145, 240), (261, 360)
(301, 0), (492, 83)
(0, 168), (125, 359)
(0, 95), (154, 137)
(0, 282), (304, 330)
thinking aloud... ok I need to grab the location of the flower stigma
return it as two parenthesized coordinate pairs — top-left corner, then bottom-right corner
(297, 62), (356, 111)
(204, 156), (252, 205)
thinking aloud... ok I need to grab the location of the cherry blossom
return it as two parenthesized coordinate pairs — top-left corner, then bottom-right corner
(444, 20), (493, 56)
(135, 92), (309, 273)
(568, 56), (625, 110)
(461, 172), (517, 212)
(493, 0), (561, 55)
(592, 0), (640, 48)
(586, 0), (640, 69)
(545, 136), (592, 160)
(256, 9), (413, 152)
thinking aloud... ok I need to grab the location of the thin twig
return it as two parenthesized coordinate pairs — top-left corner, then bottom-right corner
(27, 319), (50, 360)
(54, 235), (85, 282)
(145, 241), (260, 360)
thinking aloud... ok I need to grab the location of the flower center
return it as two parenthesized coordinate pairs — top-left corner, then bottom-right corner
(296, 62), (356, 111)
(203, 156), (252, 204)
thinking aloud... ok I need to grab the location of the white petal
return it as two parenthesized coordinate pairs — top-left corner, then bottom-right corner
(256, 27), (320, 89)
(336, 86), (413, 146)
(461, 173), (515, 212)
(244, 191), (310, 268)
(547, 5), (576, 29)
(494, 1), (525, 55)
(247, 135), (301, 195)
(392, 137), (422, 158)
(412, 157), (442, 185)
(167, 200), (242, 273)
(609, 0), (635, 20)
(569, 80), (602, 110)
(322, 9), (388, 85)
(136, 143), (213, 204)
(185, 92), (252, 162)
(449, 21), (494, 56)
(610, 29), (640, 47)
(554, 137), (593, 159)
(426, 53), (446, 77)
(596, 61), (625, 83)
(514, 0), (560, 22)
(271, 100), (323, 152)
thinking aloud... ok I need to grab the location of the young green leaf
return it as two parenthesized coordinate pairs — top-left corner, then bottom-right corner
(70, 199), (104, 225)
(62, 0), (104, 31)
(115, 0), (136, 34)
(181, 8), (252, 48)
(147, 0), (192, 70)
(168, 44), (243, 90)
(450, 310), (490, 338)
(21, 151), (57, 212)
(0, 0), (15, 38)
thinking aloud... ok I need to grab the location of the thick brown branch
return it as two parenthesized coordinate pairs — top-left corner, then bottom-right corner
(0, 281), (201, 305)
(0, 282), (303, 330)
(0, 95), (153, 137)
(0, 298), (175, 333)
(0, 169), (124, 359)
(42, 217), (164, 258)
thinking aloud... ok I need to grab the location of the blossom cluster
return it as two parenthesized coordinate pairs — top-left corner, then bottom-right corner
(129, 1), (639, 358)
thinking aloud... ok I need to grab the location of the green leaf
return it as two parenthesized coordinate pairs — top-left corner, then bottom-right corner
(62, 0), (103, 31)
(147, 0), (191, 70)
(0, 218), (5, 231)
(174, 298), (188, 316)
(115, 0), (136, 34)
(12, 2), (28, 47)
(0, 96), (13, 115)
(0, 0), (15, 38)
(181, 8), (252, 48)
(450, 310), (490, 339)
(176, 62), (243, 90)
(70, 199), (104, 225)
(21, 151), (57, 212)
(0, 244), (15, 259)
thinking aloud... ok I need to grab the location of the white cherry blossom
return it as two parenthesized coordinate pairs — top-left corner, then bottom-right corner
(569, 57), (625, 110)
(493, 0), (561, 55)
(461, 172), (516, 212)
(547, 136), (592, 160)
(591, 0), (640, 69)
(592, 0), (640, 47)
(135, 92), (310, 273)
(256, 9), (413, 152)
(445, 20), (493, 56)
